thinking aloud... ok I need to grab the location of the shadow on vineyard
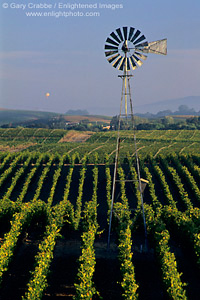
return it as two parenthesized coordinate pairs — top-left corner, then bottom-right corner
(0, 214), (47, 300)
(43, 227), (82, 300)
(0, 150), (200, 299)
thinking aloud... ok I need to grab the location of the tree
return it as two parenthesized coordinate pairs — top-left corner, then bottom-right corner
(161, 116), (174, 125)
(177, 105), (195, 115)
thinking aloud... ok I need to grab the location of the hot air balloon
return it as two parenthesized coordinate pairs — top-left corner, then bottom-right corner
(45, 92), (50, 98)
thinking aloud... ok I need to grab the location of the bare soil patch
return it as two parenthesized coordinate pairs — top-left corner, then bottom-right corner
(0, 143), (36, 152)
(59, 131), (94, 143)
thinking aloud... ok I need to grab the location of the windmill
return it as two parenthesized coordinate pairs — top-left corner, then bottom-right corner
(105, 26), (167, 249)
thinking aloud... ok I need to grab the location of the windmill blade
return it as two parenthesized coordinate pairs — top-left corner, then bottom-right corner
(134, 34), (146, 46)
(106, 37), (119, 47)
(127, 57), (131, 71)
(130, 30), (141, 42)
(118, 57), (125, 71)
(105, 50), (118, 57)
(116, 28), (124, 42)
(135, 51), (147, 60)
(128, 27), (135, 41)
(135, 42), (149, 54)
(123, 27), (128, 41)
(135, 41), (149, 49)
(113, 56), (123, 68)
(126, 57), (131, 71)
(110, 31), (121, 44)
(107, 53), (120, 63)
(147, 39), (167, 55)
(105, 44), (118, 50)
(132, 54), (144, 67)
(129, 56), (138, 70)
(105, 27), (167, 72)
(135, 48), (149, 54)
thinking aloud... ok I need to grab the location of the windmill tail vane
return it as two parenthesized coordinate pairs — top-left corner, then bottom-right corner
(141, 39), (167, 55)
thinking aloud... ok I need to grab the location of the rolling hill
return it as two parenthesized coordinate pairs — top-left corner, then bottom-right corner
(135, 96), (200, 114)
(0, 109), (59, 126)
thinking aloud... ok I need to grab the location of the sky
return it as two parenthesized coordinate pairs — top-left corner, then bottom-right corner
(0, 0), (200, 115)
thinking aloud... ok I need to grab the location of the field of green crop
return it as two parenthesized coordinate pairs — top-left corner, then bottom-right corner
(0, 150), (200, 299)
(0, 129), (200, 161)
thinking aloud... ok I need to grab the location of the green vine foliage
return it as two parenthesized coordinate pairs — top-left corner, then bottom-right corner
(118, 226), (139, 300)
(74, 225), (97, 300)
(1, 152), (200, 299)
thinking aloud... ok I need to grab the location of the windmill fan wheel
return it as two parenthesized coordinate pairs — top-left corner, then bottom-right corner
(105, 26), (148, 71)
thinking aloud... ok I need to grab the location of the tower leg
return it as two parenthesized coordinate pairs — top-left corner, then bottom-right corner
(107, 59), (148, 251)
(128, 76), (148, 250)
(107, 75), (125, 250)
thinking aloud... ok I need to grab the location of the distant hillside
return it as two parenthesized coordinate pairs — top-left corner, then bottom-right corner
(0, 109), (58, 126)
(135, 96), (200, 114)
(65, 109), (89, 115)
(0, 108), (112, 130)
(63, 115), (111, 123)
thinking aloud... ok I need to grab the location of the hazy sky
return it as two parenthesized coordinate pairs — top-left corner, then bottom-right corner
(0, 0), (200, 115)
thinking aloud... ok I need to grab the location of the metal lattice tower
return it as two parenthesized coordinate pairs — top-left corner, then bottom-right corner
(105, 26), (167, 249)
